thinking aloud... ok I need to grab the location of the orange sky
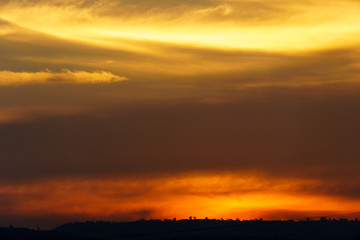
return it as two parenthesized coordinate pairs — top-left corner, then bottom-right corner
(1, 173), (360, 228)
(1, 0), (360, 228)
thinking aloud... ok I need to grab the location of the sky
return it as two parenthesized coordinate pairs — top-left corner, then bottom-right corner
(1, 0), (360, 228)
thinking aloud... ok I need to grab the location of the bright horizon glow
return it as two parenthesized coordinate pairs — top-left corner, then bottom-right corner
(1, 173), (359, 228)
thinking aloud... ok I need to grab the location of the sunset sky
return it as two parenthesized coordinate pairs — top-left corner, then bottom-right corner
(1, 0), (360, 228)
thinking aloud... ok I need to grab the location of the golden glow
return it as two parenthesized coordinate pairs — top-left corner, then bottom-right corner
(1, 173), (359, 223)
(1, 0), (360, 52)
(0, 70), (127, 86)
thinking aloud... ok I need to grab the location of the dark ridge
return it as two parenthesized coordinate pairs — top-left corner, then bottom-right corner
(54, 219), (360, 240)
(2, 219), (360, 240)
(0, 227), (74, 240)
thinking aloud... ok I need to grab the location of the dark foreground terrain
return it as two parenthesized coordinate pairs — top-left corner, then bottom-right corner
(1, 219), (360, 240)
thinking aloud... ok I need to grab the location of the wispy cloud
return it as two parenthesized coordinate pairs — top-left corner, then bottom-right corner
(1, 0), (360, 51)
(0, 69), (127, 86)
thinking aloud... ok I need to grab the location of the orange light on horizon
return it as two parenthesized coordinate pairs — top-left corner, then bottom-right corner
(1, 173), (359, 227)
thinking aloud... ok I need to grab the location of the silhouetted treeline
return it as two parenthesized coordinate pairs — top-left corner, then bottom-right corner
(2, 219), (360, 240)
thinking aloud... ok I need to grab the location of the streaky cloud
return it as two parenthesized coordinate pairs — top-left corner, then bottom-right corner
(1, 0), (360, 52)
(0, 69), (127, 86)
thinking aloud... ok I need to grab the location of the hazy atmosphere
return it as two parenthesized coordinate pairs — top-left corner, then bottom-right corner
(1, 0), (360, 228)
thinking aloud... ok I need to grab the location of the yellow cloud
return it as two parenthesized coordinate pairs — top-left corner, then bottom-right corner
(1, 0), (360, 52)
(0, 69), (127, 86)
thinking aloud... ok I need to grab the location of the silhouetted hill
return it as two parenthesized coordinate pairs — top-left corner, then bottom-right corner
(54, 219), (360, 240)
(2, 219), (360, 240)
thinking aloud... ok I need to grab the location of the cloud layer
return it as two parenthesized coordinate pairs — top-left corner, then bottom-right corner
(1, 0), (360, 51)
